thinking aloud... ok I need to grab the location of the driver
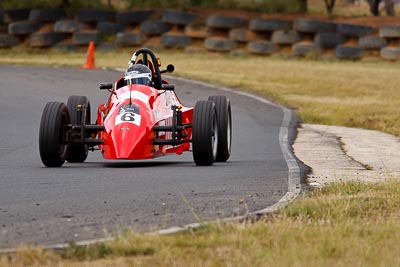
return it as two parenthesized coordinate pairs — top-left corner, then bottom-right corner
(124, 64), (152, 86)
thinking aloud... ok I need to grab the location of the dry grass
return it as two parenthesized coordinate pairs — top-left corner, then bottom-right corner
(154, 52), (400, 136)
(1, 180), (400, 266)
(1, 49), (399, 136)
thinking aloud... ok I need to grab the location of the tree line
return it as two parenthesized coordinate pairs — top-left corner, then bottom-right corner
(324, 0), (396, 16)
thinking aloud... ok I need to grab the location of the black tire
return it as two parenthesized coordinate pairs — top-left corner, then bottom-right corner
(206, 15), (248, 30)
(3, 9), (30, 23)
(208, 96), (232, 162)
(140, 20), (171, 36)
(66, 96), (91, 163)
(359, 36), (386, 50)
(229, 28), (248, 42)
(29, 32), (67, 47)
(192, 100), (218, 166)
(249, 19), (292, 32)
(0, 11), (4, 25)
(248, 41), (277, 55)
(116, 10), (154, 25)
(335, 45), (363, 60)
(0, 24), (6, 33)
(292, 42), (321, 57)
(162, 9), (198, 26)
(379, 25), (400, 38)
(39, 102), (70, 167)
(97, 22), (124, 34)
(115, 32), (144, 46)
(76, 9), (116, 23)
(337, 23), (373, 38)
(205, 37), (236, 52)
(29, 9), (66, 22)
(271, 30), (300, 45)
(380, 47), (400, 60)
(0, 34), (20, 48)
(54, 20), (79, 33)
(314, 33), (343, 49)
(8, 21), (41, 35)
(161, 33), (190, 48)
(73, 32), (102, 45)
(293, 18), (336, 34)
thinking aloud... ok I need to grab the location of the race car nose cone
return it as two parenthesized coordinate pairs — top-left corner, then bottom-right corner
(114, 126), (137, 159)
(111, 123), (153, 160)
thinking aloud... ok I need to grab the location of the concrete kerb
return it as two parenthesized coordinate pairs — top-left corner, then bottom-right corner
(0, 73), (302, 254)
(294, 124), (400, 186)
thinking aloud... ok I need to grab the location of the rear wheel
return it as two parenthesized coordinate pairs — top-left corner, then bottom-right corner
(39, 102), (69, 167)
(66, 95), (90, 163)
(208, 96), (232, 162)
(192, 100), (218, 166)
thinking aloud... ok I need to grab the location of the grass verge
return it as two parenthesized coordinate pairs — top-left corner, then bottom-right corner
(1, 180), (400, 266)
(1, 48), (399, 265)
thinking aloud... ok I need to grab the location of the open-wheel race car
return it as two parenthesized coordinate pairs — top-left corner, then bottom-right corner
(39, 48), (232, 167)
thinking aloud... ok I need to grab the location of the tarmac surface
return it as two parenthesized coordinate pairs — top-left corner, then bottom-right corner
(294, 124), (400, 187)
(0, 65), (298, 249)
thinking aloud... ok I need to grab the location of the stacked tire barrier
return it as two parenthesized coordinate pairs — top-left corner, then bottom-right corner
(1, 8), (400, 60)
(379, 25), (400, 60)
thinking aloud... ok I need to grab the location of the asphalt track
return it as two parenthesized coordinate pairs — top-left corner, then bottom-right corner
(0, 65), (301, 249)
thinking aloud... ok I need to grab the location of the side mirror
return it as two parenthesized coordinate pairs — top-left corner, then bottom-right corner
(160, 64), (175, 74)
(161, 84), (175, 90)
(99, 83), (113, 90)
(166, 64), (174, 73)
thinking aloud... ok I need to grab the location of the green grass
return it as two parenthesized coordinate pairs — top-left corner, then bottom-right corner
(2, 181), (400, 266)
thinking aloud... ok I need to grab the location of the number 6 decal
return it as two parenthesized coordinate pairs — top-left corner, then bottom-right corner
(122, 113), (135, 121)
(116, 112), (141, 126)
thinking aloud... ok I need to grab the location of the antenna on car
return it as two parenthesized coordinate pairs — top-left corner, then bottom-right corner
(128, 52), (137, 106)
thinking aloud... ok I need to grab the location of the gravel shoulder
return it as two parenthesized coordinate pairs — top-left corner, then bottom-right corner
(293, 124), (400, 187)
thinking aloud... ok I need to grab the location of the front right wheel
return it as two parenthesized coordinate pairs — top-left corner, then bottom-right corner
(192, 100), (218, 166)
(39, 102), (70, 167)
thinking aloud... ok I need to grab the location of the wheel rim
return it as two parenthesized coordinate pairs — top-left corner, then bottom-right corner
(212, 113), (218, 159)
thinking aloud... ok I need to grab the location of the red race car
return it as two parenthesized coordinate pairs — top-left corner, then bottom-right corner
(39, 48), (232, 167)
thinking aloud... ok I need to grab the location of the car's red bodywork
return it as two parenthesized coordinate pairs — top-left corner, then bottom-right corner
(97, 79), (193, 160)
(39, 48), (231, 167)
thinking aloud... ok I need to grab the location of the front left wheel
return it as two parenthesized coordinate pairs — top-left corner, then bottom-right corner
(39, 102), (70, 167)
(192, 100), (218, 166)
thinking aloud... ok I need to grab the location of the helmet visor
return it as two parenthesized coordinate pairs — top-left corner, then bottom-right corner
(126, 77), (151, 85)
(124, 72), (152, 86)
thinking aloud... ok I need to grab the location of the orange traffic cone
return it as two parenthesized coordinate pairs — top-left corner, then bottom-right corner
(83, 41), (95, 69)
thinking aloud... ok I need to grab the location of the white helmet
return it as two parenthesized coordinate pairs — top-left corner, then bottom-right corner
(124, 64), (152, 86)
